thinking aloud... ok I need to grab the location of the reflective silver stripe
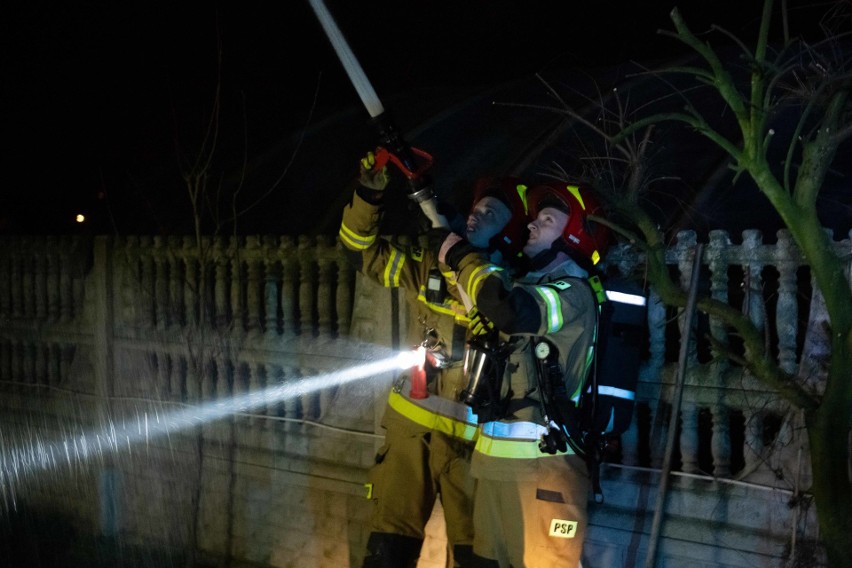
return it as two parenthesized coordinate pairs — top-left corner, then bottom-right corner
(596, 385), (635, 400)
(605, 290), (646, 306)
(476, 420), (574, 458)
(481, 420), (548, 441)
(534, 286), (562, 333)
(338, 223), (376, 250)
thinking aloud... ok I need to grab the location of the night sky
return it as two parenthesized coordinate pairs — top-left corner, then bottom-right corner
(1, 1), (836, 235)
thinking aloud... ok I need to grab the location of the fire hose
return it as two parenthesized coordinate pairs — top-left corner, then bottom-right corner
(307, 0), (449, 229)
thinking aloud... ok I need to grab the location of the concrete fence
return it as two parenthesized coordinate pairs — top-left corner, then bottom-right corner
(0, 229), (848, 567)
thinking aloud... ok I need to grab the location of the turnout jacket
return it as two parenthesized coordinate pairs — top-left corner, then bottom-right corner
(339, 189), (478, 441)
(448, 249), (599, 480)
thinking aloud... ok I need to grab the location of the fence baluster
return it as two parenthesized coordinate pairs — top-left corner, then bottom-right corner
(775, 230), (799, 374)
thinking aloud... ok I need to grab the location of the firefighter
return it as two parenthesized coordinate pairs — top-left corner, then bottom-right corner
(430, 181), (611, 567)
(338, 150), (530, 568)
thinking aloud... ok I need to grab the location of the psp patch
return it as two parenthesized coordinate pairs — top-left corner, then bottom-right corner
(410, 246), (424, 262)
(548, 518), (578, 538)
(547, 280), (571, 291)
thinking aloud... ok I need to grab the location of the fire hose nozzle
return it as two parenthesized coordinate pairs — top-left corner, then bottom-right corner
(408, 185), (436, 204)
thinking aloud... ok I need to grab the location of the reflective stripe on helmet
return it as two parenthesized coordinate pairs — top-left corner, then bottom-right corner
(387, 389), (479, 441)
(516, 183), (529, 214)
(476, 420), (574, 458)
(566, 185), (586, 210)
(534, 285), (563, 333)
(339, 223), (376, 250)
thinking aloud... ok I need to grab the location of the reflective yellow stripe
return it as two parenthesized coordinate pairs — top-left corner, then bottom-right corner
(415, 288), (469, 322)
(516, 184), (529, 214)
(535, 286), (563, 333)
(475, 432), (574, 458)
(388, 391), (479, 441)
(466, 264), (502, 302)
(383, 247), (404, 287)
(567, 185), (585, 210)
(338, 222), (376, 250)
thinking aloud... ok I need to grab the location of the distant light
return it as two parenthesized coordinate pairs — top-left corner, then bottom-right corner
(75, 214), (86, 223)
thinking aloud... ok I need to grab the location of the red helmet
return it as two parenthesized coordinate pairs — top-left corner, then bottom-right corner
(525, 182), (610, 266)
(470, 176), (531, 261)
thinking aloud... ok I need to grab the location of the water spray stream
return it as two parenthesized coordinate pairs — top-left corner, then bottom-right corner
(0, 349), (421, 508)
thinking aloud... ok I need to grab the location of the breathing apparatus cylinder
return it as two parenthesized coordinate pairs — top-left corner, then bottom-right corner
(459, 334), (508, 422)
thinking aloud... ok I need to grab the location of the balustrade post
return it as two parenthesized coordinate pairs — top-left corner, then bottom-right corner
(10, 238), (23, 319)
(267, 364), (283, 417)
(154, 351), (171, 399)
(707, 231), (730, 368)
(186, 354), (202, 403)
(280, 237), (297, 337)
(316, 236), (334, 337)
(775, 230), (799, 374)
(33, 240), (47, 321)
(215, 357), (230, 401)
(47, 343), (60, 386)
(154, 236), (169, 330)
(24, 341), (36, 386)
(46, 237), (60, 321)
(230, 236), (244, 332)
(741, 230), (766, 332)
(246, 236), (262, 336)
(168, 236), (184, 329)
(711, 404), (732, 477)
(679, 402), (700, 475)
(59, 238), (74, 322)
(34, 342), (46, 385)
(335, 243), (353, 338)
(298, 236), (316, 337)
(282, 366), (302, 431)
(214, 237), (229, 328)
(70, 237), (87, 320)
(645, 393), (668, 470)
(21, 238), (33, 318)
(139, 236), (155, 327)
(182, 237), (199, 328)
(92, 236), (115, 400)
(675, 231), (699, 366)
(262, 236), (280, 338)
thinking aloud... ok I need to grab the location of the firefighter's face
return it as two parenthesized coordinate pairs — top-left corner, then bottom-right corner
(523, 207), (569, 257)
(465, 197), (511, 249)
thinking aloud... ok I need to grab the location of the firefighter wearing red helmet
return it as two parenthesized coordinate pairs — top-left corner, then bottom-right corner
(339, 151), (530, 567)
(431, 181), (611, 567)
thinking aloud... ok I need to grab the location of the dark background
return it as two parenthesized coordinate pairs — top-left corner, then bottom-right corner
(1, 1), (841, 236)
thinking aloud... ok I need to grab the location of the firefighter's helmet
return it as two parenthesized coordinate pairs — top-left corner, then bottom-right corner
(470, 176), (531, 261)
(525, 182), (610, 266)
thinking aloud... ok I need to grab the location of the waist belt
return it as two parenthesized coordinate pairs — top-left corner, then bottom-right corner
(388, 381), (479, 441)
(476, 420), (575, 459)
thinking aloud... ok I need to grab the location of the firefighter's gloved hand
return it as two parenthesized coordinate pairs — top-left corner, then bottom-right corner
(358, 151), (389, 191)
(467, 307), (494, 336)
